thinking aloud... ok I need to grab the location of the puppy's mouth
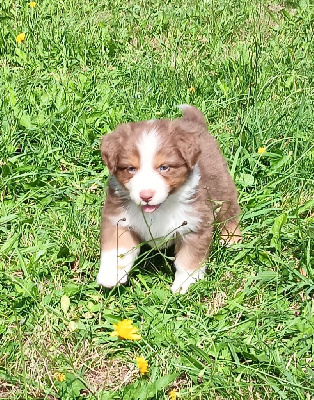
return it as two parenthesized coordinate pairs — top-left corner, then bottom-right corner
(141, 204), (159, 213)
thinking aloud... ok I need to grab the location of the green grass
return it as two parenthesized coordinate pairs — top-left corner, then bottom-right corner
(0, 0), (313, 398)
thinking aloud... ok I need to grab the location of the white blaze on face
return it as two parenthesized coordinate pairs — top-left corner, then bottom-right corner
(124, 129), (170, 211)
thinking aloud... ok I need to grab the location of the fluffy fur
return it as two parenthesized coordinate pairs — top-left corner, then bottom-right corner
(97, 105), (241, 293)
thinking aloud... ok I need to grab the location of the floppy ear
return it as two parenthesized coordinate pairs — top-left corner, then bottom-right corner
(100, 132), (119, 175)
(101, 124), (131, 175)
(175, 129), (201, 170)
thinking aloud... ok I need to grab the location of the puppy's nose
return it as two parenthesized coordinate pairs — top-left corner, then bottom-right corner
(140, 190), (155, 202)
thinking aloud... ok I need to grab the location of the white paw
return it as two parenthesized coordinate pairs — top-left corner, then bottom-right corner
(220, 239), (242, 250)
(171, 264), (205, 294)
(97, 247), (139, 288)
(97, 267), (128, 288)
(219, 239), (231, 248)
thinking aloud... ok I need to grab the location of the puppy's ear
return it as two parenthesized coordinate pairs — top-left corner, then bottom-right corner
(100, 132), (119, 175)
(177, 135), (201, 170)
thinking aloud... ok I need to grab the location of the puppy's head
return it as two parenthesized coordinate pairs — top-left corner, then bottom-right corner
(101, 108), (203, 213)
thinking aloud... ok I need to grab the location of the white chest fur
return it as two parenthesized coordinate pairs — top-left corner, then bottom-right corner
(109, 166), (201, 247)
(126, 197), (200, 247)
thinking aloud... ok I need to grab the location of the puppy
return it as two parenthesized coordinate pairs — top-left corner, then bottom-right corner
(97, 105), (241, 293)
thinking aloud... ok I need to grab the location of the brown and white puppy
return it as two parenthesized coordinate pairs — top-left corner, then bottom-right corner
(97, 105), (241, 293)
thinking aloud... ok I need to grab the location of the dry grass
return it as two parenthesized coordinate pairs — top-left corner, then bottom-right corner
(3, 317), (136, 398)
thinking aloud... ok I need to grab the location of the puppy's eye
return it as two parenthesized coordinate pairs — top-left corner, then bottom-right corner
(127, 166), (137, 174)
(158, 165), (169, 172)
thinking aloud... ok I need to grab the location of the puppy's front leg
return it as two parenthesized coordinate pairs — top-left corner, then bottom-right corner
(171, 231), (212, 294)
(97, 218), (140, 288)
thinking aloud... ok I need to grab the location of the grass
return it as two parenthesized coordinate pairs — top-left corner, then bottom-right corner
(0, 0), (313, 398)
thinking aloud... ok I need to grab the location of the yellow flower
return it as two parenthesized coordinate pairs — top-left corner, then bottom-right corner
(29, 1), (36, 7)
(53, 372), (66, 382)
(136, 356), (148, 375)
(110, 319), (141, 340)
(188, 87), (196, 92)
(16, 33), (26, 43)
(258, 147), (266, 154)
(169, 389), (177, 400)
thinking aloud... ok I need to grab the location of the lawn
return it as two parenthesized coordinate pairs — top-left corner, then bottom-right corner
(0, 0), (313, 398)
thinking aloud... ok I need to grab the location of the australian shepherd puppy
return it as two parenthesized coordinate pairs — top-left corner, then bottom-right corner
(97, 105), (241, 293)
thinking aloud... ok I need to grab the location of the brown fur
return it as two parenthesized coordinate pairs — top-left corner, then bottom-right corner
(173, 108), (242, 244)
(99, 106), (241, 291)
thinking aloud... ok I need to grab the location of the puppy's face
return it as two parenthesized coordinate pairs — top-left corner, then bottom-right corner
(101, 119), (201, 213)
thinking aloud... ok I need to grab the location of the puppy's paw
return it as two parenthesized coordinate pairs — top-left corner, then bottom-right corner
(96, 267), (128, 288)
(171, 277), (195, 294)
(97, 247), (139, 288)
(220, 227), (242, 246)
(171, 265), (205, 294)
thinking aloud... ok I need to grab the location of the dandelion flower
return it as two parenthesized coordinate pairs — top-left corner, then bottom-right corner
(258, 147), (266, 154)
(54, 372), (66, 382)
(136, 356), (148, 375)
(110, 319), (141, 340)
(188, 87), (196, 92)
(169, 389), (177, 400)
(29, 1), (36, 7)
(16, 33), (26, 43)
